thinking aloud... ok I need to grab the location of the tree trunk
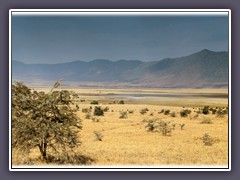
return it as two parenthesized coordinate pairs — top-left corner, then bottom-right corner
(38, 141), (47, 162)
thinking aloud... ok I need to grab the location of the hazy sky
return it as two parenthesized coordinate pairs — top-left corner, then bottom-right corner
(12, 13), (229, 64)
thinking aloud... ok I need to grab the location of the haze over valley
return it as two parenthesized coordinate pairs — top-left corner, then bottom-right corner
(13, 49), (228, 88)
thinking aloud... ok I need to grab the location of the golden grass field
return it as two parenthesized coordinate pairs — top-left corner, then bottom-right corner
(12, 87), (229, 167)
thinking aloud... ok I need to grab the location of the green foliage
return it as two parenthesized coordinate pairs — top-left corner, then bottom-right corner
(202, 106), (209, 115)
(145, 119), (155, 132)
(146, 119), (174, 136)
(93, 106), (104, 116)
(118, 100), (125, 104)
(12, 81), (81, 162)
(90, 100), (99, 105)
(157, 120), (173, 136)
(180, 109), (191, 117)
(164, 109), (170, 115)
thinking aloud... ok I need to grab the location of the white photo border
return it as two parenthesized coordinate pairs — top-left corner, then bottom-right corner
(9, 9), (231, 171)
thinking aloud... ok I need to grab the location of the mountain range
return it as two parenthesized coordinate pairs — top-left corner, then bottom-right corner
(12, 49), (229, 88)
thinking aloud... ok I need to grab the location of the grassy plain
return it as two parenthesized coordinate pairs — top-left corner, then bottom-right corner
(12, 87), (229, 167)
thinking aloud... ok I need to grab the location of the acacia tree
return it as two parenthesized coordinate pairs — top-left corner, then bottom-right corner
(12, 81), (81, 162)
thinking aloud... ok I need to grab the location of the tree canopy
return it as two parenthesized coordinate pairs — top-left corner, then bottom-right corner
(12, 81), (82, 162)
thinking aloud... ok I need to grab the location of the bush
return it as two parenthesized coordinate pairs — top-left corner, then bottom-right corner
(94, 131), (103, 141)
(210, 108), (217, 114)
(179, 123), (185, 130)
(180, 109), (191, 117)
(91, 117), (100, 123)
(170, 112), (176, 117)
(118, 100), (125, 104)
(202, 106), (209, 115)
(128, 110), (134, 114)
(140, 108), (149, 115)
(85, 113), (91, 119)
(158, 120), (173, 136)
(90, 100), (99, 105)
(82, 108), (90, 113)
(119, 111), (128, 119)
(94, 106), (104, 116)
(164, 109), (170, 115)
(202, 133), (215, 146)
(103, 106), (109, 112)
(216, 108), (228, 117)
(158, 109), (164, 114)
(145, 119), (155, 132)
(200, 118), (213, 124)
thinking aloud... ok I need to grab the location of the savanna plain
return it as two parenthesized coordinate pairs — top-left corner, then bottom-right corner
(12, 86), (228, 167)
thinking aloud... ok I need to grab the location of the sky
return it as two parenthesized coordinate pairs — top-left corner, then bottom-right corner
(12, 12), (229, 64)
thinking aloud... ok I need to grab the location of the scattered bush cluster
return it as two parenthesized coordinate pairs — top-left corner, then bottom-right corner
(145, 119), (184, 136)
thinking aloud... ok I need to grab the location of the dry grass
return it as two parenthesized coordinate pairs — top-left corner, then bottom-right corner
(12, 88), (229, 166)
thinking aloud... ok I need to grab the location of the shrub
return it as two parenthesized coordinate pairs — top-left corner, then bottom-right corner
(94, 106), (104, 116)
(158, 109), (164, 114)
(211, 108), (217, 114)
(180, 109), (191, 117)
(128, 110), (134, 114)
(140, 109), (146, 115)
(170, 112), (176, 117)
(179, 123), (185, 130)
(145, 119), (155, 132)
(158, 120), (172, 136)
(202, 106), (209, 115)
(91, 117), (100, 123)
(140, 108), (149, 115)
(94, 131), (103, 141)
(90, 100), (99, 105)
(82, 108), (90, 113)
(200, 118), (213, 124)
(85, 113), (91, 119)
(164, 109), (170, 115)
(118, 100), (125, 104)
(119, 111), (128, 119)
(103, 106), (109, 112)
(216, 108), (228, 117)
(202, 133), (214, 146)
(171, 123), (176, 130)
(193, 114), (199, 119)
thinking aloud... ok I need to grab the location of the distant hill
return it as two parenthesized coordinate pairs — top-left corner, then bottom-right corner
(12, 49), (229, 88)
